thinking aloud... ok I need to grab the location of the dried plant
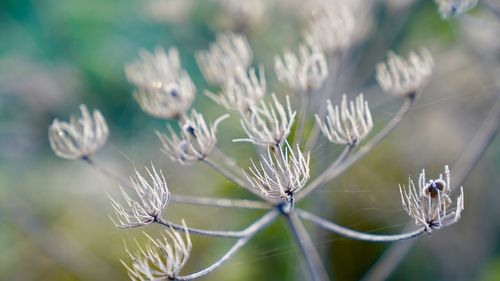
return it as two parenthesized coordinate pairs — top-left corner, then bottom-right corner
(435, 0), (478, 19)
(47, 1), (500, 280)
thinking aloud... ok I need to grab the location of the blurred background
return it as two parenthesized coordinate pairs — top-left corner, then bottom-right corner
(0, 0), (499, 280)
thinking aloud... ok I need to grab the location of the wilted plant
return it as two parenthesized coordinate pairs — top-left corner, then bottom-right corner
(49, 1), (499, 280)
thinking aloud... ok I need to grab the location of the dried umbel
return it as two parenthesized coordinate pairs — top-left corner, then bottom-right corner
(303, 6), (355, 53)
(274, 44), (328, 92)
(206, 66), (266, 112)
(110, 165), (171, 228)
(315, 94), (373, 145)
(234, 94), (296, 147)
(157, 110), (229, 164)
(435, 0), (478, 19)
(376, 48), (434, 97)
(123, 221), (192, 281)
(399, 165), (464, 233)
(126, 48), (195, 119)
(196, 32), (253, 85)
(245, 142), (310, 201)
(49, 104), (109, 160)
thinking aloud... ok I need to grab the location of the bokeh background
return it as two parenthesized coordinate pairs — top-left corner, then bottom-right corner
(0, 0), (499, 280)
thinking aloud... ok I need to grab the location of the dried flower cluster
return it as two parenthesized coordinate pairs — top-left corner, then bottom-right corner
(376, 48), (435, 97)
(49, 104), (109, 160)
(45, 1), (486, 280)
(399, 166), (464, 233)
(315, 94), (373, 145)
(124, 221), (192, 280)
(435, 0), (478, 19)
(110, 165), (170, 228)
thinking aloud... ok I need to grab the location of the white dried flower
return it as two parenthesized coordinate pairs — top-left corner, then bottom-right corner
(49, 104), (109, 160)
(133, 73), (196, 119)
(205, 65), (266, 112)
(304, 6), (355, 53)
(196, 32), (253, 85)
(315, 94), (373, 145)
(244, 142), (310, 201)
(376, 48), (434, 97)
(123, 220), (192, 281)
(234, 94), (296, 147)
(399, 165), (464, 233)
(110, 165), (170, 228)
(435, 0), (478, 19)
(126, 48), (195, 119)
(157, 110), (229, 164)
(274, 44), (328, 92)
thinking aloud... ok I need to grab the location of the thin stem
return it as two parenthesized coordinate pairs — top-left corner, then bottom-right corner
(170, 194), (271, 209)
(294, 91), (311, 147)
(298, 96), (415, 201)
(82, 156), (131, 189)
(361, 95), (500, 281)
(285, 211), (330, 281)
(297, 209), (426, 242)
(176, 210), (279, 280)
(156, 218), (245, 238)
(202, 158), (266, 199)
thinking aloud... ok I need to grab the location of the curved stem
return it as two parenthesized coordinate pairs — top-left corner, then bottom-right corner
(298, 96), (415, 201)
(82, 157), (132, 190)
(285, 211), (330, 281)
(176, 210), (279, 280)
(297, 209), (426, 242)
(156, 218), (246, 238)
(170, 194), (271, 209)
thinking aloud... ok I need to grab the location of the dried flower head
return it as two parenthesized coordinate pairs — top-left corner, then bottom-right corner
(304, 6), (355, 53)
(218, 0), (266, 30)
(49, 104), (109, 160)
(399, 165), (464, 233)
(157, 110), (229, 164)
(234, 94), (296, 147)
(126, 48), (195, 119)
(315, 94), (373, 145)
(376, 48), (434, 97)
(205, 65), (266, 112)
(123, 220), (192, 281)
(110, 164), (170, 228)
(435, 0), (478, 19)
(274, 43), (328, 92)
(196, 32), (253, 85)
(244, 142), (310, 201)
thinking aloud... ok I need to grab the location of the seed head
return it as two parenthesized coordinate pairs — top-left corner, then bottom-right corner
(205, 65), (266, 112)
(49, 104), (109, 160)
(123, 220), (192, 281)
(304, 6), (355, 53)
(399, 165), (464, 233)
(376, 48), (434, 97)
(435, 0), (478, 19)
(110, 164), (171, 228)
(126, 48), (195, 119)
(196, 32), (253, 86)
(157, 110), (229, 164)
(234, 94), (296, 147)
(244, 142), (310, 201)
(315, 94), (373, 145)
(274, 43), (328, 92)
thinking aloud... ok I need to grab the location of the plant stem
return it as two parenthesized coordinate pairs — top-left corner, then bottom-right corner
(176, 210), (279, 280)
(170, 194), (271, 209)
(294, 91), (311, 147)
(297, 209), (426, 242)
(285, 211), (330, 281)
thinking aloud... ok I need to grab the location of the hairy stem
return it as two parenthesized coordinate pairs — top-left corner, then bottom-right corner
(286, 211), (330, 281)
(176, 210), (279, 280)
(298, 96), (415, 201)
(298, 209), (426, 242)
